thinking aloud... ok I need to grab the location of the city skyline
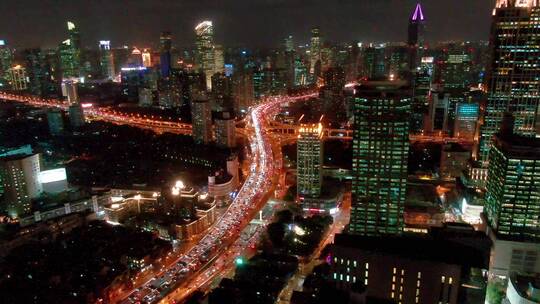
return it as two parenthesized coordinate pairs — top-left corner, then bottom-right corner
(1, 0), (493, 49)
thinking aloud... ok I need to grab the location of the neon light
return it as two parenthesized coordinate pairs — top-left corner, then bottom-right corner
(412, 3), (425, 21)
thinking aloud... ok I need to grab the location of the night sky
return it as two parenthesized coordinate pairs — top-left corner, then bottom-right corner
(1, 0), (494, 49)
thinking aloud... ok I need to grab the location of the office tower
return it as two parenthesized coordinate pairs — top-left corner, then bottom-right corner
(407, 3), (426, 70)
(7, 65), (28, 91)
(350, 80), (411, 236)
(294, 55), (308, 86)
(0, 153), (42, 218)
(158, 79), (181, 108)
(284, 35), (294, 52)
(437, 43), (473, 90)
(59, 21), (81, 80)
(309, 27), (321, 76)
(191, 98), (212, 144)
(253, 68), (287, 99)
(138, 87), (153, 107)
(23, 48), (47, 96)
(361, 45), (387, 79)
(297, 122), (323, 198)
(141, 49), (152, 68)
(411, 69), (431, 133)
(232, 71), (254, 115)
(120, 66), (151, 101)
(214, 44), (225, 74)
(484, 115), (540, 279)
(215, 112), (236, 148)
(195, 21), (215, 89)
(479, 1), (540, 164)
(454, 102), (479, 139)
(427, 91), (450, 133)
(47, 109), (64, 136)
(160, 31), (172, 77)
(0, 40), (12, 87)
(211, 73), (233, 111)
(68, 104), (85, 128)
(61, 80), (79, 104)
(485, 117), (540, 242)
(99, 40), (115, 80)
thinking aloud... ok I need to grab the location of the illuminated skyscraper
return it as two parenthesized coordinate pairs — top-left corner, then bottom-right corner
(99, 41), (115, 80)
(142, 49), (152, 67)
(350, 80), (411, 236)
(191, 98), (212, 144)
(8, 65), (28, 91)
(285, 35), (294, 53)
(309, 27), (321, 77)
(160, 31), (172, 77)
(214, 44), (225, 75)
(0, 40), (13, 87)
(215, 112), (236, 148)
(297, 122), (323, 198)
(407, 3), (426, 70)
(59, 21), (81, 80)
(485, 115), (540, 242)
(195, 21), (215, 89)
(23, 48), (48, 96)
(0, 153), (42, 218)
(479, 0), (540, 164)
(47, 109), (64, 136)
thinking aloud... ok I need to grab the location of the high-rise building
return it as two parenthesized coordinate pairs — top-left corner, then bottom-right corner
(284, 35), (294, 53)
(47, 109), (64, 136)
(59, 21), (81, 80)
(215, 112), (236, 148)
(214, 44), (225, 75)
(350, 80), (411, 236)
(142, 49), (152, 68)
(485, 117), (540, 242)
(7, 65), (28, 91)
(138, 87), (154, 107)
(68, 104), (85, 128)
(23, 48), (48, 96)
(437, 43), (473, 90)
(195, 21), (215, 89)
(160, 31), (172, 77)
(454, 102), (479, 140)
(0, 153), (42, 218)
(61, 80), (79, 104)
(99, 40), (115, 80)
(297, 122), (323, 198)
(0, 40), (13, 87)
(211, 73), (233, 111)
(479, 1), (540, 164)
(191, 98), (212, 144)
(309, 27), (321, 76)
(426, 90), (450, 133)
(407, 3), (426, 70)
(232, 71), (254, 115)
(483, 114), (540, 279)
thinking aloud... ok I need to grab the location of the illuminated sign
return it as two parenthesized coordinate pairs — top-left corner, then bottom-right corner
(421, 57), (434, 63)
(39, 168), (67, 184)
(67, 21), (76, 30)
(121, 66), (147, 72)
(0, 40), (5, 46)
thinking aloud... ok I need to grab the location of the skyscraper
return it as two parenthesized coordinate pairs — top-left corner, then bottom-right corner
(0, 40), (13, 88)
(59, 21), (81, 80)
(485, 116), (540, 242)
(284, 35), (294, 53)
(479, 1), (540, 164)
(297, 122), (323, 198)
(8, 65), (28, 91)
(47, 109), (65, 136)
(195, 21), (215, 90)
(99, 40), (115, 80)
(160, 31), (172, 77)
(407, 3), (426, 71)
(191, 98), (213, 144)
(350, 80), (411, 236)
(215, 112), (236, 148)
(23, 48), (47, 96)
(309, 27), (321, 77)
(0, 153), (42, 218)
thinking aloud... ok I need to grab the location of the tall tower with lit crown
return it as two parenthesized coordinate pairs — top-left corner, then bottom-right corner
(479, 0), (540, 164)
(195, 21), (215, 90)
(407, 3), (426, 71)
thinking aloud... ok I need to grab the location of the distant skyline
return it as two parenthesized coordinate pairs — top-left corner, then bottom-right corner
(0, 0), (494, 49)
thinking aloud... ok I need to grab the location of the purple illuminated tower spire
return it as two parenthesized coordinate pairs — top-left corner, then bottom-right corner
(408, 2), (426, 70)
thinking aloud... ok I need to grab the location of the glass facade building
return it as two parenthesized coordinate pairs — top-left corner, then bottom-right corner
(297, 122), (324, 198)
(485, 132), (540, 242)
(350, 80), (411, 235)
(480, 1), (540, 164)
